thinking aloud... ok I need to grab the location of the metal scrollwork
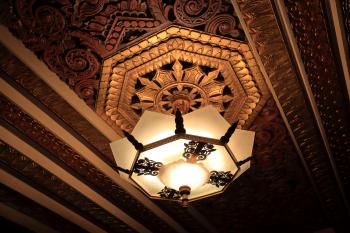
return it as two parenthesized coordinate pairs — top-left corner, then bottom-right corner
(183, 141), (216, 161)
(133, 157), (163, 176)
(158, 186), (181, 199)
(208, 171), (233, 187)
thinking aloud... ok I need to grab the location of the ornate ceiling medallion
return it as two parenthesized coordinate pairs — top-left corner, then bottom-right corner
(97, 26), (269, 133)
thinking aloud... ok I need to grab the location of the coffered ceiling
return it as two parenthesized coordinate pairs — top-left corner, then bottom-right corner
(0, 0), (349, 233)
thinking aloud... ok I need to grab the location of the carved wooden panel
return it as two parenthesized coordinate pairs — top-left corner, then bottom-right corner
(0, 0), (244, 107)
(97, 26), (269, 132)
(0, 0), (349, 232)
(0, 182), (87, 233)
(0, 95), (176, 233)
(236, 0), (350, 230)
(341, 0), (350, 48)
(0, 44), (114, 162)
(284, 0), (350, 208)
(0, 140), (135, 233)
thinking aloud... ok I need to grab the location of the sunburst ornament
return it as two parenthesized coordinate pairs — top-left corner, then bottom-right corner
(132, 59), (235, 115)
(110, 105), (255, 207)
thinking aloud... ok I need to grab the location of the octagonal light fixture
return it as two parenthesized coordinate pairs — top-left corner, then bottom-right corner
(110, 106), (255, 207)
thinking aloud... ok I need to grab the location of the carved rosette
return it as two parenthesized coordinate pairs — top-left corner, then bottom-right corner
(97, 26), (269, 133)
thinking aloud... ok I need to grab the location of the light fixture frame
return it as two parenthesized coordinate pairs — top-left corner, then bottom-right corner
(124, 130), (249, 202)
(111, 106), (255, 204)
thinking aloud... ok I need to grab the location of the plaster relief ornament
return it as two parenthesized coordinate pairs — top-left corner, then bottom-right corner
(97, 26), (269, 135)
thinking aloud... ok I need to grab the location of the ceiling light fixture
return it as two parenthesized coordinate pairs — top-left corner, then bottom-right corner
(110, 105), (255, 207)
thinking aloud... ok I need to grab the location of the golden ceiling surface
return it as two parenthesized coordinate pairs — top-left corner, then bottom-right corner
(0, 0), (350, 232)
(97, 26), (268, 132)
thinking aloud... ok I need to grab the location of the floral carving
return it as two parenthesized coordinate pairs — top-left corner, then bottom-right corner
(1, 0), (244, 107)
(205, 14), (241, 38)
(132, 60), (235, 115)
(173, 0), (221, 26)
(97, 26), (268, 132)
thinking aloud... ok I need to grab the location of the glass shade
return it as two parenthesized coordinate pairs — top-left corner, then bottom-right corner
(110, 105), (255, 202)
(158, 160), (210, 191)
(130, 138), (238, 198)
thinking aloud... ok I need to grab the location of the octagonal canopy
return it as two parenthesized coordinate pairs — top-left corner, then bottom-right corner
(110, 105), (255, 201)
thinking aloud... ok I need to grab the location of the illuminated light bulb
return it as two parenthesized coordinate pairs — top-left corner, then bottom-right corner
(158, 159), (210, 191)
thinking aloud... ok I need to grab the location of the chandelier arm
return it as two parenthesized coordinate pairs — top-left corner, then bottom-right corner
(237, 156), (254, 166)
(175, 108), (186, 134)
(122, 130), (144, 150)
(220, 121), (239, 143)
(115, 166), (131, 174)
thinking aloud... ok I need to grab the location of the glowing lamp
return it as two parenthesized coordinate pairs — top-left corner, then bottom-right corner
(110, 106), (255, 206)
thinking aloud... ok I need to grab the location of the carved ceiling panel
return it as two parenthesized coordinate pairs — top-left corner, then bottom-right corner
(1, 0), (349, 232)
(0, 0), (244, 108)
(341, 0), (350, 47)
(284, 0), (350, 200)
(97, 26), (268, 132)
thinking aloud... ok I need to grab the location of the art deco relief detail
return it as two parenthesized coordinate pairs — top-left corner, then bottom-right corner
(0, 0), (244, 107)
(97, 26), (269, 133)
(0, 140), (135, 233)
(341, 0), (350, 47)
(0, 95), (176, 233)
(284, 0), (350, 199)
(236, 0), (350, 228)
(0, 44), (114, 162)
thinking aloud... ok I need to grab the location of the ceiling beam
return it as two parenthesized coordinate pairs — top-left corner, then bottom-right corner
(0, 77), (188, 233)
(232, 0), (350, 229)
(273, 0), (350, 215)
(230, 0), (324, 207)
(0, 168), (106, 233)
(0, 25), (120, 142)
(328, 0), (350, 100)
(0, 125), (153, 233)
(0, 203), (60, 233)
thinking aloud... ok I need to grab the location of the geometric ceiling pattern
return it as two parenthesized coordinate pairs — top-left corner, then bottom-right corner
(1, 0), (245, 108)
(0, 0), (350, 233)
(97, 25), (268, 132)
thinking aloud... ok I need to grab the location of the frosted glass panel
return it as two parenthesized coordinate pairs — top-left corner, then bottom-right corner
(183, 105), (230, 139)
(132, 111), (175, 145)
(110, 138), (137, 179)
(227, 129), (255, 161)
